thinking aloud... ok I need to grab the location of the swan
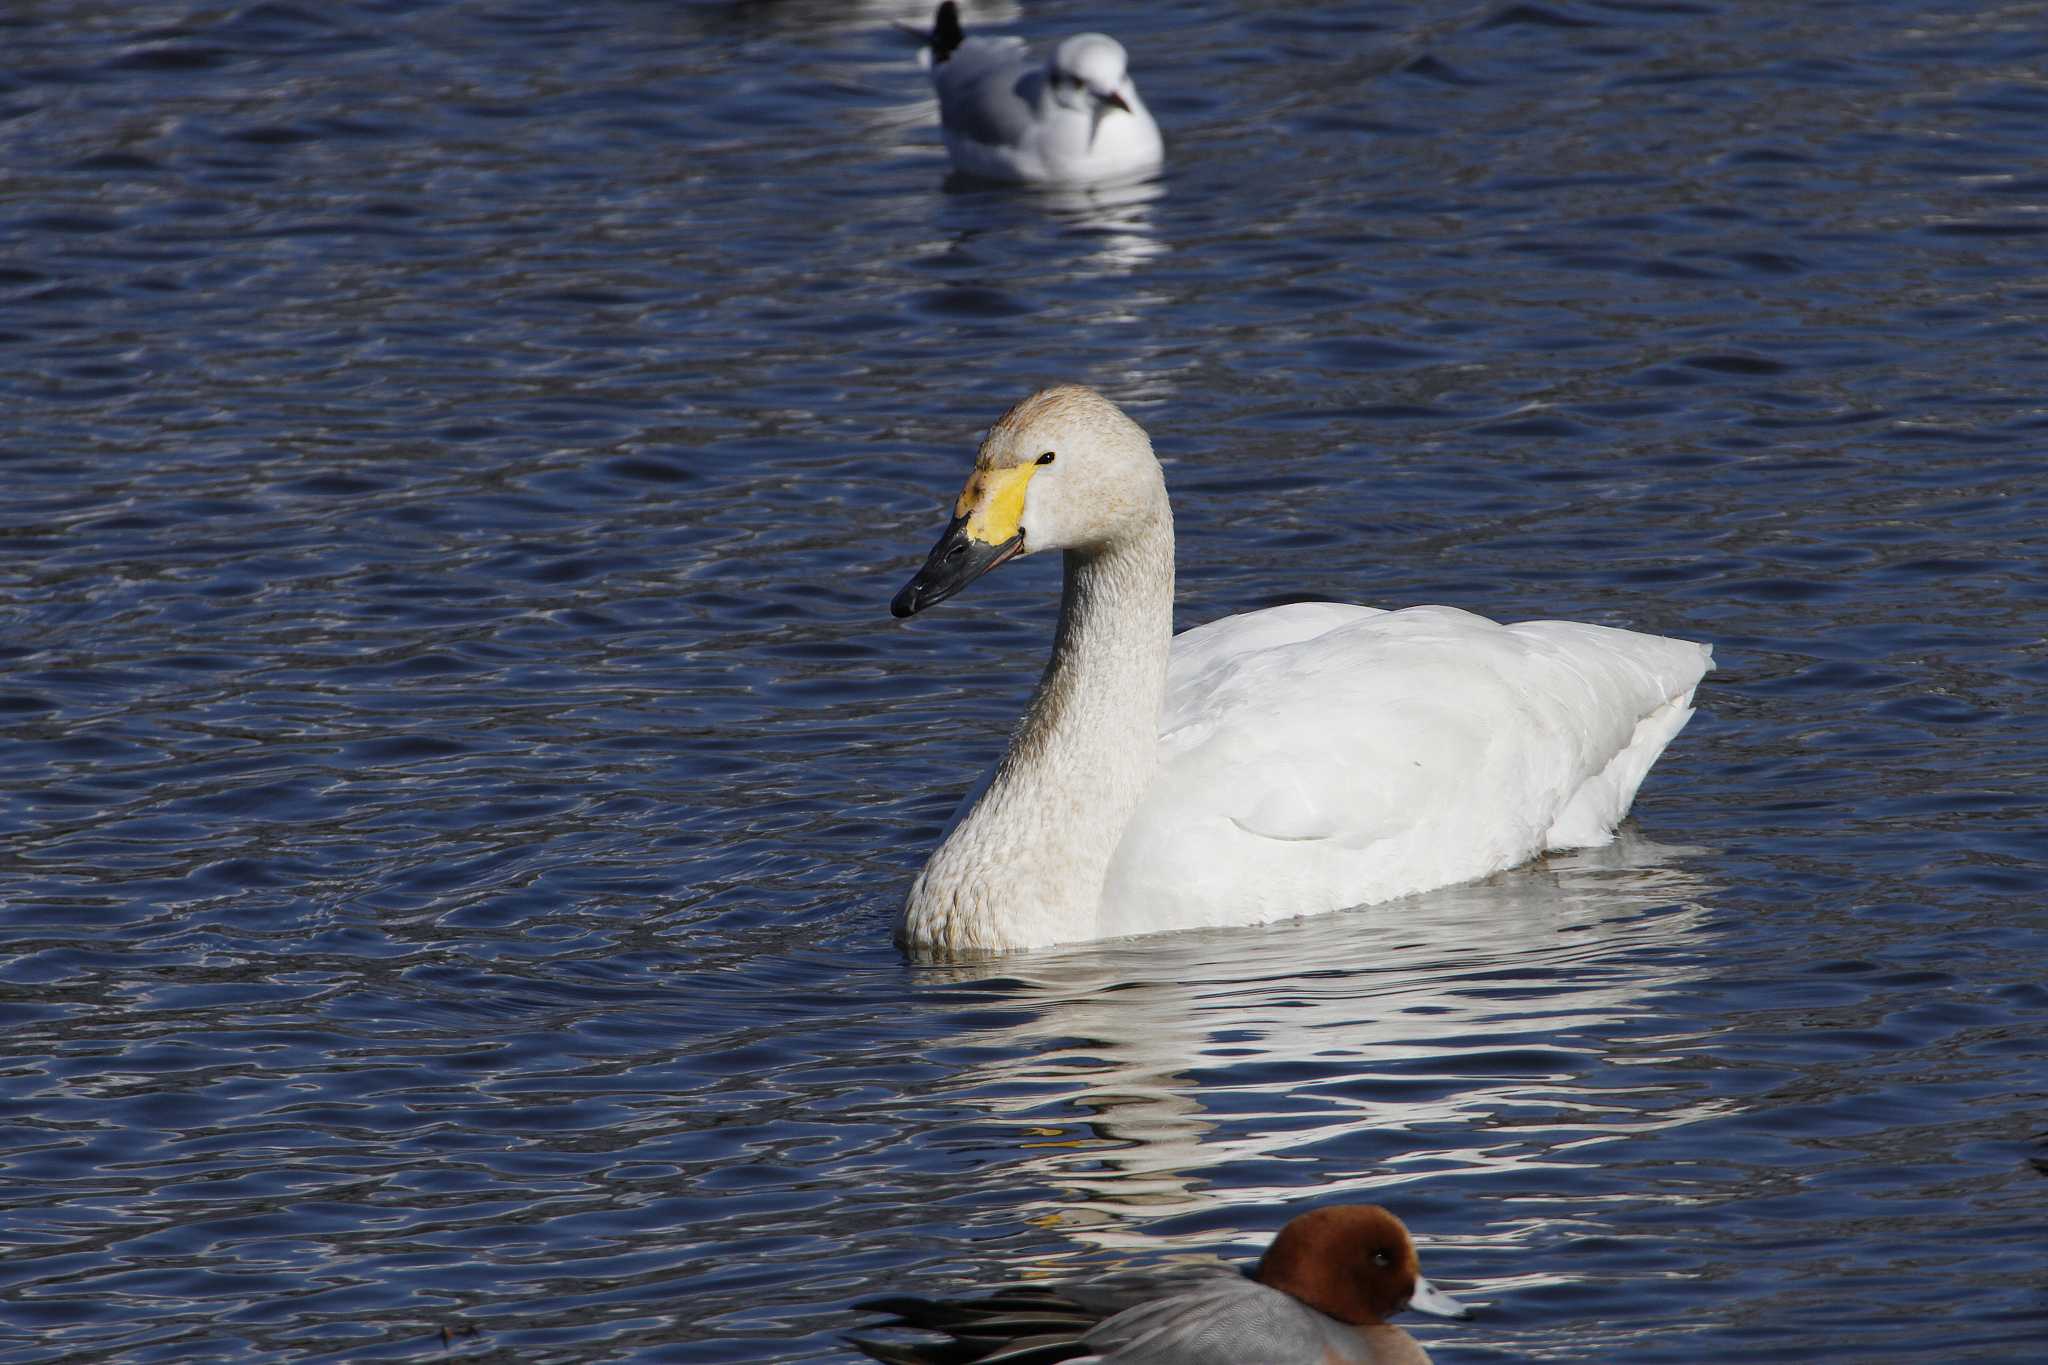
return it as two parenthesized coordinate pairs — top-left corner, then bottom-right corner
(915, 2), (1164, 186)
(890, 386), (1712, 955)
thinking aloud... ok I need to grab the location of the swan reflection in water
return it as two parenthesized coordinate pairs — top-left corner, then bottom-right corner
(903, 833), (1725, 1262)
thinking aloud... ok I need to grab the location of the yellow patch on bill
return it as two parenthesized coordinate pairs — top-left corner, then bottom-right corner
(962, 463), (1038, 544)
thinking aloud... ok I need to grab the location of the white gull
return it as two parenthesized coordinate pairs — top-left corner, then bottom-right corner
(915, 2), (1164, 186)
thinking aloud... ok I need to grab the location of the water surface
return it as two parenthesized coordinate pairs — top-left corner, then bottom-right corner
(2, 1), (2045, 1361)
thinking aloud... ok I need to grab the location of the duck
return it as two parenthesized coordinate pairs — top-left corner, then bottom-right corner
(849, 1203), (1468, 1364)
(890, 385), (1713, 955)
(916, 2), (1164, 186)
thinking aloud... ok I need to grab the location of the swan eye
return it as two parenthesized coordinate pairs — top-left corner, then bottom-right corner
(1037, 451), (1056, 465)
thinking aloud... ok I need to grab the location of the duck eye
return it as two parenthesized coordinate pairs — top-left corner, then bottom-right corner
(1372, 1250), (1393, 1268)
(1037, 451), (1056, 465)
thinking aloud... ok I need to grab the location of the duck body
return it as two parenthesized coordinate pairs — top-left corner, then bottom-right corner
(1066, 1274), (1436, 1364)
(892, 387), (1711, 955)
(851, 1204), (1465, 1364)
(919, 3), (1163, 186)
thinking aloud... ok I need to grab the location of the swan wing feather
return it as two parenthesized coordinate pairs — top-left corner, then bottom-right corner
(1099, 604), (1711, 936)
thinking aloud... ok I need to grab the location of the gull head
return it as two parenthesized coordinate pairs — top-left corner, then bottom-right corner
(1048, 34), (1136, 115)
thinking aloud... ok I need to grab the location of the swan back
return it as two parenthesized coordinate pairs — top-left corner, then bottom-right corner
(1100, 605), (1711, 938)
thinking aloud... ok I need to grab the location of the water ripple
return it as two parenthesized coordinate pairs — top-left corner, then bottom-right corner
(2, 0), (2046, 1361)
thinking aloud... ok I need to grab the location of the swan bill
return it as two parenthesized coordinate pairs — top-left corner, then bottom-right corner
(891, 514), (1025, 618)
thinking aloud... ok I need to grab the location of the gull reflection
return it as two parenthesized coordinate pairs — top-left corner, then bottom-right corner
(906, 172), (1167, 286)
(1015, 175), (1169, 280)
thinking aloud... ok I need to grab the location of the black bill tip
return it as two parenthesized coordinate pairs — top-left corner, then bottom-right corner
(931, 2), (964, 62)
(892, 514), (1023, 619)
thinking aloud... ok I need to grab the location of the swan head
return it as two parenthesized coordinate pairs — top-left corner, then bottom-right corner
(891, 385), (1161, 618)
(1047, 34), (1136, 118)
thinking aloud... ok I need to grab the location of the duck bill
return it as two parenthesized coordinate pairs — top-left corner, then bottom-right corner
(1407, 1276), (1470, 1320)
(891, 514), (1025, 618)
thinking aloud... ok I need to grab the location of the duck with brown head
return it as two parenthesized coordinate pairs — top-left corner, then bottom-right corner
(849, 1203), (1468, 1364)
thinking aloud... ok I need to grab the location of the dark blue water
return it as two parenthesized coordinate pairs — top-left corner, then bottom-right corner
(3, 1), (2045, 1360)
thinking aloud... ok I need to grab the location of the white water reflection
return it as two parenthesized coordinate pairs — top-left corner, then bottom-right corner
(917, 834), (1726, 1257)
(1027, 176), (1171, 281)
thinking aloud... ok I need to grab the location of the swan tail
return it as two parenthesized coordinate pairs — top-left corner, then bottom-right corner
(1545, 683), (1701, 849)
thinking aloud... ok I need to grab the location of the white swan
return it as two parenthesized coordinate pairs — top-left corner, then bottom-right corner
(917, 2), (1164, 186)
(890, 386), (1712, 955)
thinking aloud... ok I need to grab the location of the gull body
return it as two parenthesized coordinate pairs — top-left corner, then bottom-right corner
(918, 2), (1163, 185)
(890, 386), (1712, 955)
(852, 1204), (1468, 1365)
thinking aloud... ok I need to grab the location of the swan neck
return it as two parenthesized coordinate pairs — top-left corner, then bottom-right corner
(1027, 516), (1176, 749)
(900, 504), (1174, 955)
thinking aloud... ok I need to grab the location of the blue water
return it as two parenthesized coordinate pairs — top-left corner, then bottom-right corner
(3, 1), (2045, 1360)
